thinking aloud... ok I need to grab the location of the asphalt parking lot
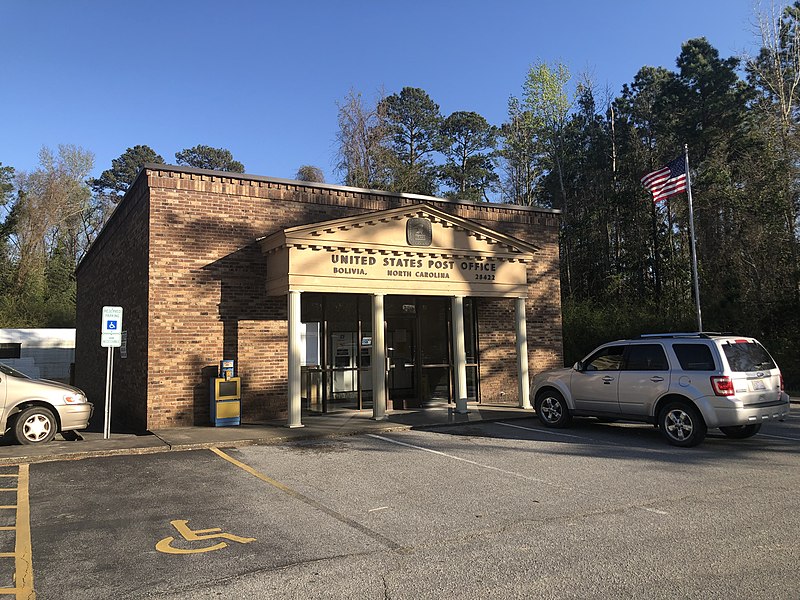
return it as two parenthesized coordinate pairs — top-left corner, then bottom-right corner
(12, 411), (800, 599)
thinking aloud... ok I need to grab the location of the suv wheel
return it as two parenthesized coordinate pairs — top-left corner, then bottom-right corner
(13, 406), (57, 445)
(535, 390), (572, 428)
(719, 423), (761, 439)
(658, 401), (706, 447)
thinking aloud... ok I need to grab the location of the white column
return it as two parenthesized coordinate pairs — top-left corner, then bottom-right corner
(287, 290), (304, 428)
(451, 296), (468, 404)
(516, 296), (532, 409)
(371, 293), (387, 420)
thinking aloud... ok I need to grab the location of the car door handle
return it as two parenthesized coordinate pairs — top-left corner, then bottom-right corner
(602, 376), (615, 384)
(650, 376), (664, 383)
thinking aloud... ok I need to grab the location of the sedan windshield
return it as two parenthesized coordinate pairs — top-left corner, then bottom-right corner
(0, 362), (31, 379)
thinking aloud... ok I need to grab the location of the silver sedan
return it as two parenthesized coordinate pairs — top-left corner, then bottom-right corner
(0, 362), (93, 444)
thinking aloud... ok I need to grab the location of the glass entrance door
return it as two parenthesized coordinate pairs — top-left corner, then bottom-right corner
(386, 297), (452, 408)
(301, 293), (478, 413)
(301, 293), (372, 413)
(386, 314), (416, 409)
(418, 298), (451, 404)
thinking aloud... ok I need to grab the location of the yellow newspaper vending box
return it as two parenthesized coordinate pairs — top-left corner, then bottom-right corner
(210, 360), (240, 426)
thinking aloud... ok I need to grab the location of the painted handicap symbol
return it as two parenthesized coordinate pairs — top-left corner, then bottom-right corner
(155, 519), (256, 555)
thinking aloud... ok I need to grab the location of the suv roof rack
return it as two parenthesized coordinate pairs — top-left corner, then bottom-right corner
(638, 332), (728, 339)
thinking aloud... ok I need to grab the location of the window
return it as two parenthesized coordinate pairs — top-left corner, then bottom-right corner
(624, 344), (668, 371)
(583, 346), (624, 371)
(0, 363), (28, 378)
(673, 344), (716, 371)
(0, 343), (21, 360)
(722, 341), (776, 372)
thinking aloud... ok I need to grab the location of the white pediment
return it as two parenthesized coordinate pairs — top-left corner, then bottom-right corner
(259, 204), (538, 298)
(260, 203), (539, 259)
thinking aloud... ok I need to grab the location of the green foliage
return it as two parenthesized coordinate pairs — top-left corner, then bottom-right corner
(174, 145), (244, 173)
(551, 35), (800, 389)
(522, 60), (572, 210)
(295, 165), (325, 183)
(497, 97), (541, 205)
(439, 111), (498, 201)
(0, 163), (13, 206)
(378, 87), (442, 195)
(91, 145), (164, 198)
(562, 299), (695, 366)
(0, 146), (94, 328)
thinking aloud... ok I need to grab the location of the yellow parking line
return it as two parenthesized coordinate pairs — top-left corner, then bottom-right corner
(209, 447), (303, 494)
(210, 447), (401, 551)
(15, 464), (35, 599)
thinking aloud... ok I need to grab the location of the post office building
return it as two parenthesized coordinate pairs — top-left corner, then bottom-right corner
(74, 165), (563, 431)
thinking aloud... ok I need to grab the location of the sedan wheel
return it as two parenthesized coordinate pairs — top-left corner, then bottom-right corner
(13, 407), (57, 445)
(535, 390), (572, 428)
(658, 401), (706, 447)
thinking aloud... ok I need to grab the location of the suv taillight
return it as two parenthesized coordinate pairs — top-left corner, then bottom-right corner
(711, 376), (735, 396)
(780, 374), (785, 392)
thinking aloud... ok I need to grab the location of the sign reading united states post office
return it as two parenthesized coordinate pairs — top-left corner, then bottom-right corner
(261, 204), (538, 298)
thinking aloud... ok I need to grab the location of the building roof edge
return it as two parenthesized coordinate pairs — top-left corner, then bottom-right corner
(143, 163), (562, 216)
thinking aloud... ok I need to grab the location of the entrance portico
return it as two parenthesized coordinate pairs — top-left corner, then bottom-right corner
(259, 203), (539, 427)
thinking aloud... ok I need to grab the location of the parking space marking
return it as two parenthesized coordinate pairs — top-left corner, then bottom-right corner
(367, 433), (553, 487)
(209, 448), (402, 550)
(641, 507), (669, 515)
(0, 465), (35, 599)
(758, 433), (800, 442)
(155, 519), (256, 555)
(495, 421), (629, 446)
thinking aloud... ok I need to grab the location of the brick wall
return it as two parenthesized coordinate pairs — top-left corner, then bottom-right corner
(76, 166), (562, 430)
(75, 178), (150, 431)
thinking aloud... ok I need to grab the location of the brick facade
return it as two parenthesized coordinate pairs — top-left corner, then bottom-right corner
(75, 165), (563, 431)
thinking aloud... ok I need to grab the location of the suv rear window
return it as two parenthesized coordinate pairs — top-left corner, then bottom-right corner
(673, 344), (716, 371)
(722, 341), (776, 372)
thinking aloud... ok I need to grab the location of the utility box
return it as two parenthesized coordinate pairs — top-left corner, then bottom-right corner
(210, 377), (241, 426)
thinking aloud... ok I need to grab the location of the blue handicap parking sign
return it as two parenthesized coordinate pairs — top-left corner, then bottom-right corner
(107, 320), (118, 330)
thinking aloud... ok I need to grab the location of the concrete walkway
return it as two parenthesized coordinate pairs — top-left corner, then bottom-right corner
(2, 396), (797, 465)
(0, 403), (534, 465)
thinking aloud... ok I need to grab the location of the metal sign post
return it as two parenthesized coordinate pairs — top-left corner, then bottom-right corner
(104, 346), (113, 439)
(101, 306), (123, 439)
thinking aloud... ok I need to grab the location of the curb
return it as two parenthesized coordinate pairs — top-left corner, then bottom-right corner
(0, 411), (538, 466)
(0, 417), (503, 466)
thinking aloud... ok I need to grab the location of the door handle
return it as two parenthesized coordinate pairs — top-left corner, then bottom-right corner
(602, 376), (615, 384)
(650, 376), (664, 383)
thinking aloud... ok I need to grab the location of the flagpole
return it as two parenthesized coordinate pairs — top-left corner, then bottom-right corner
(684, 143), (703, 332)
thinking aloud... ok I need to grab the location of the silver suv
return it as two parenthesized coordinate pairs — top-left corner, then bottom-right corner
(531, 333), (790, 447)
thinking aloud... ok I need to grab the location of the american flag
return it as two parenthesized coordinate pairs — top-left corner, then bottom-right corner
(640, 156), (687, 202)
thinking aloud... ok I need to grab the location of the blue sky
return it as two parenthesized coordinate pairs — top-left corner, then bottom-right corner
(1, 0), (764, 184)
